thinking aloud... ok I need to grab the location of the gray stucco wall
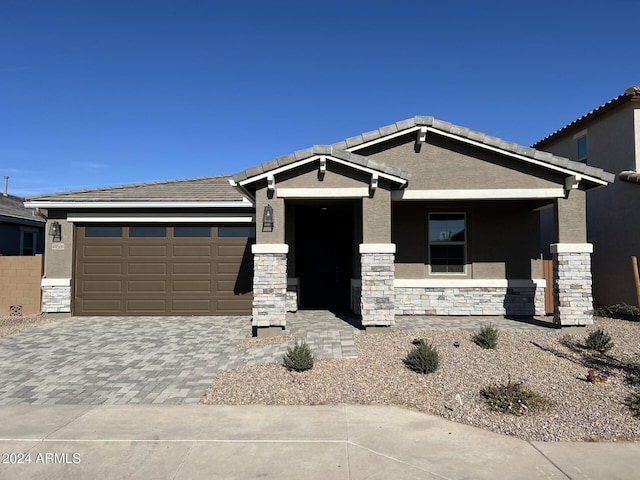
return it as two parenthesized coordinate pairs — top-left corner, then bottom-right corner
(361, 134), (565, 190)
(392, 201), (542, 280)
(538, 102), (639, 305)
(43, 213), (74, 279)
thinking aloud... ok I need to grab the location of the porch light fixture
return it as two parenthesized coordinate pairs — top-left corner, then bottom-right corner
(49, 221), (62, 242)
(262, 204), (274, 232)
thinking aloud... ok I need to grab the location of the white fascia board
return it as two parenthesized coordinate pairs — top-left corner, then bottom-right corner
(277, 187), (370, 198)
(67, 213), (255, 223)
(392, 188), (565, 201)
(345, 126), (421, 152)
(238, 157), (318, 186)
(24, 200), (253, 209)
(238, 155), (408, 187)
(426, 128), (608, 186)
(394, 279), (547, 288)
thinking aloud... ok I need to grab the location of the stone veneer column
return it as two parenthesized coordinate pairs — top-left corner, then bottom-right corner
(251, 244), (288, 335)
(41, 278), (71, 313)
(360, 244), (395, 327)
(551, 243), (594, 326)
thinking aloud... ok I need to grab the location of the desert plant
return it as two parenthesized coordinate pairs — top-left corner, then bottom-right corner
(626, 389), (640, 416)
(472, 324), (499, 349)
(585, 328), (614, 353)
(481, 379), (550, 416)
(586, 369), (609, 384)
(283, 341), (314, 372)
(593, 303), (640, 320)
(404, 341), (440, 374)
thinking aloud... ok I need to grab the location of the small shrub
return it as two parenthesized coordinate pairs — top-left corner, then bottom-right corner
(593, 303), (640, 320)
(585, 328), (614, 353)
(283, 341), (314, 372)
(626, 389), (640, 416)
(586, 369), (608, 383)
(404, 342), (440, 374)
(482, 379), (550, 416)
(472, 324), (499, 349)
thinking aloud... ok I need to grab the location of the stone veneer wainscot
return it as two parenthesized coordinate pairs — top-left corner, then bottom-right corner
(251, 244), (288, 329)
(551, 243), (594, 326)
(41, 278), (71, 313)
(360, 244), (395, 327)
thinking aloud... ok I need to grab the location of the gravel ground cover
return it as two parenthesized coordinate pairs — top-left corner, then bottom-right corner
(203, 317), (640, 442)
(0, 315), (54, 337)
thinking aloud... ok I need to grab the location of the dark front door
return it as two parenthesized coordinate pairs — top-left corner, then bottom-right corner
(295, 202), (353, 309)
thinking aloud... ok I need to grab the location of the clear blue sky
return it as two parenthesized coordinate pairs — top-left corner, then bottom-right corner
(2, 0), (639, 197)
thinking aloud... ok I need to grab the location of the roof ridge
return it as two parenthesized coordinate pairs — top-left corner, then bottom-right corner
(533, 86), (640, 146)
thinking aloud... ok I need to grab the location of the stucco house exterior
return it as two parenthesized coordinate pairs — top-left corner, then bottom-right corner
(1, 177), (45, 256)
(26, 117), (614, 334)
(534, 86), (640, 307)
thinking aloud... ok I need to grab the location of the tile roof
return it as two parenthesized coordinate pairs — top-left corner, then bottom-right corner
(27, 175), (246, 203)
(0, 194), (45, 223)
(619, 170), (640, 184)
(533, 86), (640, 147)
(235, 116), (614, 185)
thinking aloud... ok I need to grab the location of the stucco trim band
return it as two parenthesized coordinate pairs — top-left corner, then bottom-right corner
(394, 279), (546, 288)
(550, 243), (594, 254)
(359, 243), (396, 254)
(41, 278), (71, 287)
(277, 187), (370, 198)
(392, 188), (565, 201)
(252, 244), (289, 254)
(67, 213), (255, 223)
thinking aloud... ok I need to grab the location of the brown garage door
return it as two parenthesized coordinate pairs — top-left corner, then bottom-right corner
(74, 225), (253, 315)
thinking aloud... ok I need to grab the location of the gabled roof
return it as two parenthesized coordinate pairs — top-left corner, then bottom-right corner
(533, 86), (640, 147)
(235, 116), (614, 187)
(26, 175), (250, 207)
(0, 194), (45, 224)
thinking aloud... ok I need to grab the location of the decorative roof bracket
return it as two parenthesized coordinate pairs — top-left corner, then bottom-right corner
(564, 174), (581, 195)
(267, 174), (275, 192)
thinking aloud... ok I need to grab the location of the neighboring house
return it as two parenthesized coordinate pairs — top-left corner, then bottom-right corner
(0, 179), (45, 256)
(533, 86), (640, 307)
(26, 117), (614, 334)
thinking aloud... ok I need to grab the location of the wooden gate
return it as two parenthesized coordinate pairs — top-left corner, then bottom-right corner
(542, 259), (554, 315)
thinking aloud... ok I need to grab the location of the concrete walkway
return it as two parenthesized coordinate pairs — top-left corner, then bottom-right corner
(0, 405), (637, 480)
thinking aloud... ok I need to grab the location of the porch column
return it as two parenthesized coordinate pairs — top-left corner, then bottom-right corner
(552, 189), (593, 326)
(251, 244), (288, 336)
(360, 243), (395, 328)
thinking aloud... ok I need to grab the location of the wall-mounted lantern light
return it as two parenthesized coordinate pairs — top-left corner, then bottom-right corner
(262, 204), (274, 232)
(49, 221), (62, 242)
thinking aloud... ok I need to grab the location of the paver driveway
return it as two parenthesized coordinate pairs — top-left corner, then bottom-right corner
(0, 316), (254, 405)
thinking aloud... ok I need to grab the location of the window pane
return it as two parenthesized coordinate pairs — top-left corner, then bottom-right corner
(129, 226), (166, 238)
(430, 237), (465, 273)
(429, 214), (465, 242)
(218, 226), (256, 238)
(577, 136), (587, 161)
(174, 226), (211, 238)
(85, 226), (122, 238)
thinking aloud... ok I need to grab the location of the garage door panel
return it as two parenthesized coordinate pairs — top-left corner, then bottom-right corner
(75, 224), (253, 315)
(82, 280), (123, 293)
(173, 263), (211, 274)
(83, 263), (122, 275)
(173, 245), (212, 257)
(128, 263), (167, 275)
(172, 280), (211, 292)
(127, 280), (167, 293)
(128, 245), (167, 257)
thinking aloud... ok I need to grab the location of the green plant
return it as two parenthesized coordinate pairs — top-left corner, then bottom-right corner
(404, 342), (440, 374)
(585, 328), (614, 353)
(283, 341), (314, 372)
(481, 379), (550, 416)
(626, 389), (640, 416)
(472, 324), (499, 349)
(593, 303), (640, 320)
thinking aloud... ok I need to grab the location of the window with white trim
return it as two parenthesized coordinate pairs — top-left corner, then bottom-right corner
(428, 213), (466, 273)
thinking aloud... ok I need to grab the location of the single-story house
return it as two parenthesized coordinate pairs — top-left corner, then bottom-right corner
(26, 117), (614, 334)
(1, 177), (45, 256)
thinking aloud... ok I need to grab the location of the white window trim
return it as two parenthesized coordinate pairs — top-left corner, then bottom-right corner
(428, 212), (467, 275)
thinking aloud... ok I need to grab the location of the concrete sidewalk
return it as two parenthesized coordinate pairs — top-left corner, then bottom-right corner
(0, 405), (637, 479)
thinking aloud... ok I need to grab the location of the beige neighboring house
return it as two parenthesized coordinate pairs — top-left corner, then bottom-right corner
(26, 117), (614, 335)
(534, 86), (640, 307)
